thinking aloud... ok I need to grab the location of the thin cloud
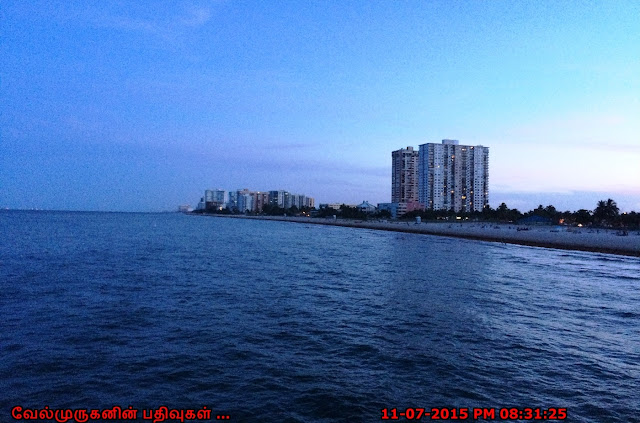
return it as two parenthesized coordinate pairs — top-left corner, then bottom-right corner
(88, 6), (213, 43)
(181, 7), (212, 27)
(104, 16), (156, 33)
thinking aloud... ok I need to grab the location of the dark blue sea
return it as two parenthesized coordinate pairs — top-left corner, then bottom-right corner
(1, 211), (639, 422)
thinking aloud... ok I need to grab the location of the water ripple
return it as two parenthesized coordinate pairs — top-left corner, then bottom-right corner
(0, 211), (639, 422)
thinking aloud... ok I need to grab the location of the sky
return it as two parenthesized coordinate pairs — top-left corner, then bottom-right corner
(1, 0), (639, 212)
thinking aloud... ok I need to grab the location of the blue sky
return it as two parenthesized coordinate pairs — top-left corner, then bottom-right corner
(1, 1), (639, 212)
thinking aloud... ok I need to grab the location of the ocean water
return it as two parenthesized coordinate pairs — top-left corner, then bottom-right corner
(1, 211), (639, 422)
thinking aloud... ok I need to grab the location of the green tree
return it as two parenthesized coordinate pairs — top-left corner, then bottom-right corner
(496, 203), (510, 221)
(339, 205), (367, 219)
(574, 209), (592, 226)
(262, 204), (285, 216)
(374, 209), (392, 219)
(593, 199), (620, 226)
(532, 204), (545, 216)
(620, 211), (640, 229)
(544, 205), (557, 217)
(317, 206), (338, 218)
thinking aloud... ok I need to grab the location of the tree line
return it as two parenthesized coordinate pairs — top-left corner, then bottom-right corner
(402, 198), (639, 228)
(316, 204), (391, 219)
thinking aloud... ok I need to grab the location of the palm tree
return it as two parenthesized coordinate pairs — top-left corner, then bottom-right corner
(593, 199), (620, 226)
(606, 199), (620, 216)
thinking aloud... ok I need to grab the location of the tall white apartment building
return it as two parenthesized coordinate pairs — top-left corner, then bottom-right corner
(304, 197), (315, 209)
(290, 194), (308, 209)
(236, 189), (254, 212)
(268, 190), (288, 208)
(391, 146), (419, 203)
(418, 140), (489, 212)
(226, 191), (238, 210)
(204, 189), (226, 210)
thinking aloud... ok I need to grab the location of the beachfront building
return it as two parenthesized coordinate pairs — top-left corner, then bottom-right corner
(291, 194), (304, 209)
(305, 197), (315, 209)
(197, 188), (313, 213)
(236, 189), (254, 212)
(319, 203), (357, 211)
(252, 191), (270, 213)
(293, 194), (314, 209)
(269, 190), (289, 208)
(268, 190), (314, 210)
(418, 140), (489, 213)
(236, 189), (277, 213)
(204, 189), (226, 211)
(357, 201), (377, 214)
(392, 146), (419, 204)
(226, 191), (238, 211)
(377, 203), (398, 218)
(391, 146), (422, 217)
(377, 201), (422, 218)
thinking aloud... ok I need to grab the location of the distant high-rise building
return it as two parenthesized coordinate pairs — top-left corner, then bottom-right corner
(269, 190), (297, 209)
(391, 146), (419, 203)
(204, 189), (226, 210)
(252, 191), (270, 213)
(418, 140), (489, 212)
(236, 189), (254, 212)
(269, 190), (287, 208)
(304, 197), (315, 209)
(198, 188), (312, 212)
(291, 194), (308, 209)
(226, 191), (238, 211)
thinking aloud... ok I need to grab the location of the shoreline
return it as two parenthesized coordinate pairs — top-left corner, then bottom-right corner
(196, 214), (640, 257)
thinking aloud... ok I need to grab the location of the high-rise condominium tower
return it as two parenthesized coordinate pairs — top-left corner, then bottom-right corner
(418, 140), (489, 212)
(391, 146), (419, 203)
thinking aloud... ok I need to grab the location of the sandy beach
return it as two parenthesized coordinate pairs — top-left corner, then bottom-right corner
(200, 214), (640, 257)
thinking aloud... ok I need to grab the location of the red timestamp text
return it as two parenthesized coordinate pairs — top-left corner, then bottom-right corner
(381, 407), (568, 420)
(382, 408), (470, 420)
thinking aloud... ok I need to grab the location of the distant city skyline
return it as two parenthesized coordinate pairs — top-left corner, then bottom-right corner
(199, 188), (314, 213)
(1, 1), (638, 212)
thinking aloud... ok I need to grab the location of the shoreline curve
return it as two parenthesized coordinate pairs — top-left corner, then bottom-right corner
(195, 214), (640, 258)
